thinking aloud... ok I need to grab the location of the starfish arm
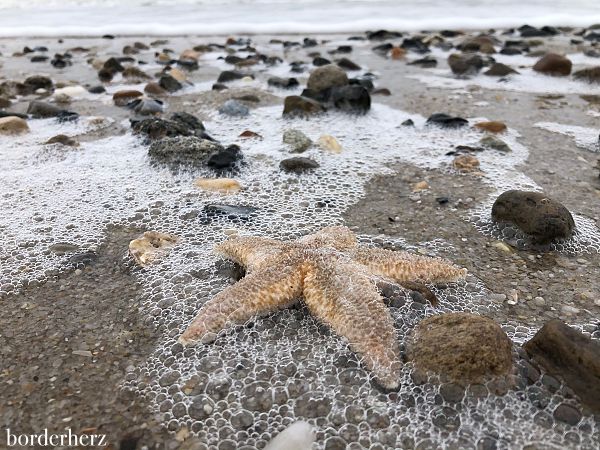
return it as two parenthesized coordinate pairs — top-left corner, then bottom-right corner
(179, 264), (304, 345)
(303, 261), (402, 390)
(215, 236), (285, 272)
(297, 226), (358, 251)
(349, 247), (467, 284)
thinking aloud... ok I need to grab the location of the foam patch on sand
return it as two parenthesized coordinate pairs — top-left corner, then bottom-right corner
(535, 121), (599, 152)
(409, 69), (600, 95)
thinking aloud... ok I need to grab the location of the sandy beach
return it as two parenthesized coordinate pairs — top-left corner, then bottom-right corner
(1, 25), (600, 450)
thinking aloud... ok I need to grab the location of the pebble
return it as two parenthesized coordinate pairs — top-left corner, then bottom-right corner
(283, 129), (312, 153)
(219, 99), (250, 117)
(0, 116), (29, 135)
(280, 157), (320, 173)
(194, 178), (241, 193)
(317, 135), (342, 153)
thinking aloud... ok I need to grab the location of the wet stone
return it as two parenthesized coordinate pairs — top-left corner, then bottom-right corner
(188, 395), (215, 420)
(553, 403), (582, 426)
(241, 382), (272, 412)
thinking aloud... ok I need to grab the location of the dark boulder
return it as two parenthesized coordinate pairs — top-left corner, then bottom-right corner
(523, 319), (600, 413)
(426, 113), (469, 128)
(484, 63), (519, 76)
(447, 53), (484, 76)
(267, 77), (299, 89)
(330, 85), (371, 114)
(282, 96), (326, 118)
(532, 53), (572, 76)
(207, 144), (244, 171)
(491, 190), (575, 243)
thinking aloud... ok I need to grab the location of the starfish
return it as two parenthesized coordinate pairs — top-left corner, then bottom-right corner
(180, 226), (467, 389)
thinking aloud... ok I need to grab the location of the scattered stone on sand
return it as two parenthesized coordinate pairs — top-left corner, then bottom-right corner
(129, 231), (179, 267)
(452, 154), (480, 172)
(280, 157), (320, 173)
(474, 121), (507, 133)
(532, 53), (572, 76)
(159, 74), (183, 93)
(412, 180), (429, 192)
(113, 90), (144, 106)
(23, 75), (53, 94)
(553, 403), (583, 426)
(491, 190), (575, 243)
(131, 112), (205, 140)
(390, 47), (407, 60)
(148, 136), (223, 167)
(283, 129), (312, 153)
(484, 63), (519, 76)
(207, 144), (244, 171)
(26, 100), (63, 118)
(145, 82), (168, 97)
(217, 70), (253, 83)
(480, 135), (511, 152)
(317, 134), (342, 153)
(0, 116), (29, 135)
(426, 113), (468, 128)
(572, 66), (600, 84)
(45, 134), (79, 146)
(123, 66), (151, 81)
(306, 64), (349, 92)
(459, 35), (498, 53)
(268, 76), (299, 89)
(372, 87), (391, 96)
(129, 98), (164, 116)
(239, 130), (262, 139)
(194, 178), (241, 193)
(282, 96), (325, 118)
(406, 312), (513, 384)
(523, 319), (600, 413)
(337, 57), (362, 71)
(330, 85), (371, 114)
(219, 99), (249, 117)
(447, 53), (484, 76)
(407, 56), (437, 68)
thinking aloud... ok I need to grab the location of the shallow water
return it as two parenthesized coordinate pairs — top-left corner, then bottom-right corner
(1, 0), (600, 37)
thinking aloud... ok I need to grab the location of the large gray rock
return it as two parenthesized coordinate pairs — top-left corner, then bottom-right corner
(148, 136), (223, 167)
(306, 64), (349, 92)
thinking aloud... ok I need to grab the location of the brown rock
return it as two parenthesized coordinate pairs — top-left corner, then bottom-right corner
(144, 82), (168, 97)
(484, 63), (519, 76)
(390, 47), (406, 60)
(474, 121), (507, 133)
(113, 90), (143, 106)
(523, 319), (600, 413)
(452, 154), (480, 172)
(460, 35), (498, 54)
(532, 53), (572, 76)
(447, 53), (484, 75)
(122, 66), (151, 81)
(45, 134), (79, 147)
(406, 313), (513, 384)
(573, 66), (600, 84)
(306, 64), (349, 92)
(282, 96), (325, 118)
(491, 190), (575, 243)
(0, 97), (11, 108)
(0, 116), (29, 135)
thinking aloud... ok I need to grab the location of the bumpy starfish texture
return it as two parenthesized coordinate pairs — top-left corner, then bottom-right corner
(180, 226), (467, 389)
